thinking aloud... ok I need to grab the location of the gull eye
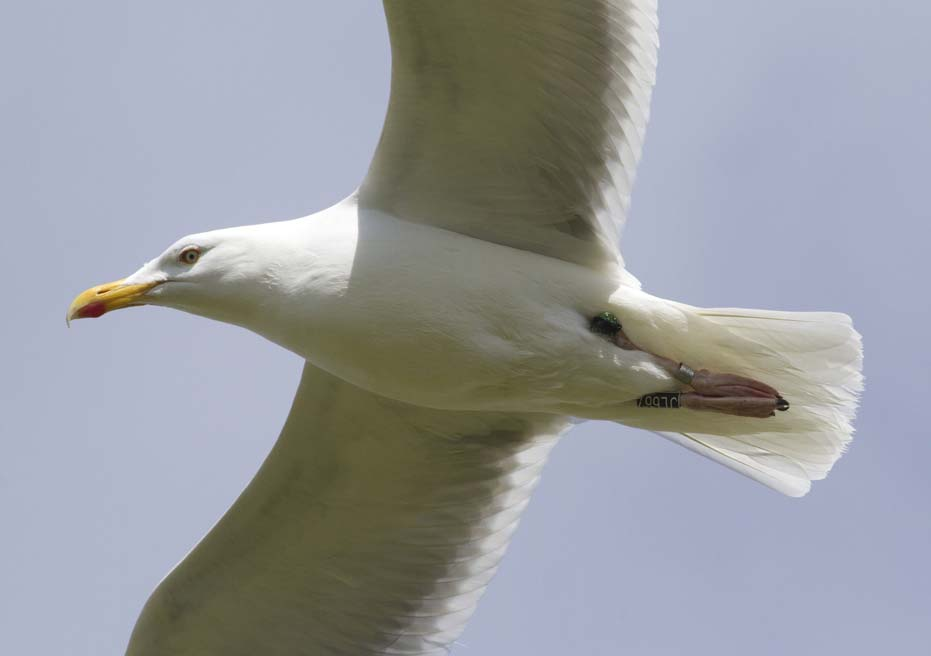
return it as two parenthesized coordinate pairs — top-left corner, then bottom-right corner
(179, 246), (201, 265)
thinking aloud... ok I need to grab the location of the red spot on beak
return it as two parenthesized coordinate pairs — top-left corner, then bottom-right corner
(76, 301), (108, 319)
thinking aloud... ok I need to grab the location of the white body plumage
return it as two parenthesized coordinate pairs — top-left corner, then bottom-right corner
(132, 194), (861, 497)
(137, 197), (670, 414)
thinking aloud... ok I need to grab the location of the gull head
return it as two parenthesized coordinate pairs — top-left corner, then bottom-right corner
(67, 225), (285, 327)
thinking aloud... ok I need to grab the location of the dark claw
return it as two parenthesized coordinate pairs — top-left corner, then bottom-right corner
(775, 397), (790, 412)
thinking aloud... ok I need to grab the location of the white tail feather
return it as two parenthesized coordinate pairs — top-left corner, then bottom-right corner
(617, 306), (863, 497)
(653, 430), (814, 497)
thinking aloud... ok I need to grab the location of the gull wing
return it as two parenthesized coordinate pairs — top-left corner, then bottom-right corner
(125, 363), (567, 656)
(360, 0), (659, 271)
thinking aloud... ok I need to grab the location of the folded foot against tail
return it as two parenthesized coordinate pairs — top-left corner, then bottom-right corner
(590, 311), (790, 419)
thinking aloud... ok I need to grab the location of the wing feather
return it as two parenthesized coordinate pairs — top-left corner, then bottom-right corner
(125, 364), (567, 655)
(360, 0), (659, 271)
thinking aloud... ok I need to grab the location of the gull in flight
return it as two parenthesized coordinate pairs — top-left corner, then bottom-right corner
(68, 2), (863, 654)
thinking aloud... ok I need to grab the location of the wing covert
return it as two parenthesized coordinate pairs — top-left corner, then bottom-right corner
(125, 363), (567, 656)
(360, 0), (659, 271)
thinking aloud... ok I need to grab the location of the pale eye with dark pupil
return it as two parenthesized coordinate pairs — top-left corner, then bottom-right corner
(179, 247), (201, 265)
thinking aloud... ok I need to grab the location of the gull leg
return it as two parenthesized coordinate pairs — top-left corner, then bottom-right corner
(590, 312), (790, 418)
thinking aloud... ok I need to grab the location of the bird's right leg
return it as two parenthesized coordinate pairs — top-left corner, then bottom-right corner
(590, 312), (790, 418)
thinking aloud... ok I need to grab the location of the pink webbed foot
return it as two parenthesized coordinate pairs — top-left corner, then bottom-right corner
(684, 369), (789, 417)
(689, 369), (779, 399)
(680, 392), (789, 418)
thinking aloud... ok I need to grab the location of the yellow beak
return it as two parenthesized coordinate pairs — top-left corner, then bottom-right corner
(67, 279), (161, 324)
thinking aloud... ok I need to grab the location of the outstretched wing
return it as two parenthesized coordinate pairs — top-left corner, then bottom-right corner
(125, 364), (567, 656)
(360, 0), (659, 271)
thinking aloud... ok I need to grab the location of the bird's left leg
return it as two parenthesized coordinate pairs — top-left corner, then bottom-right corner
(590, 312), (789, 418)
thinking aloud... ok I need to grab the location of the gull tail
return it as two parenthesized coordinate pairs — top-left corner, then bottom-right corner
(614, 305), (863, 497)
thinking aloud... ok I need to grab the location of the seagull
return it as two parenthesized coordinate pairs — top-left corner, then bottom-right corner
(68, 2), (863, 654)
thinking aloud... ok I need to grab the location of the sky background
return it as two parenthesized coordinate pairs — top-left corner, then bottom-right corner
(2, 1), (929, 654)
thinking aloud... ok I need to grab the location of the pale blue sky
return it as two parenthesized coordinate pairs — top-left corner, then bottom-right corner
(2, 1), (929, 654)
